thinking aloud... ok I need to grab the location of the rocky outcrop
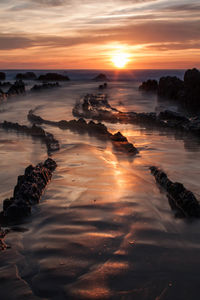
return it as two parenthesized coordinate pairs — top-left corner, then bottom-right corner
(158, 76), (184, 100)
(0, 81), (12, 88)
(72, 94), (200, 137)
(7, 80), (25, 96)
(38, 73), (70, 81)
(30, 82), (60, 92)
(0, 121), (60, 154)
(28, 110), (138, 156)
(0, 80), (25, 102)
(150, 166), (200, 218)
(139, 79), (158, 92)
(93, 73), (109, 81)
(0, 158), (57, 223)
(99, 83), (108, 90)
(0, 72), (6, 80)
(139, 68), (200, 112)
(16, 72), (37, 80)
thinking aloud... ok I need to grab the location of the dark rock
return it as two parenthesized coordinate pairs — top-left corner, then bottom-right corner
(1, 158), (57, 222)
(183, 68), (200, 110)
(158, 76), (184, 100)
(0, 72), (6, 80)
(139, 79), (158, 92)
(150, 166), (200, 218)
(30, 82), (60, 92)
(93, 73), (109, 81)
(28, 110), (139, 157)
(99, 83), (108, 89)
(16, 72), (37, 80)
(7, 80), (25, 96)
(38, 73), (70, 81)
(0, 81), (12, 88)
(0, 121), (60, 155)
(72, 93), (200, 137)
(158, 110), (189, 123)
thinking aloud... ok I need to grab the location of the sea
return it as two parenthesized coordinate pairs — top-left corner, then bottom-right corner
(0, 69), (200, 300)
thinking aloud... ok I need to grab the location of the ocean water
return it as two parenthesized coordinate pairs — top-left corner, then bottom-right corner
(0, 70), (200, 300)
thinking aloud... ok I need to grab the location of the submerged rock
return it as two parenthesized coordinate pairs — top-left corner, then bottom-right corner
(16, 72), (37, 80)
(0, 158), (57, 222)
(0, 121), (60, 154)
(139, 79), (158, 92)
(38, 73), (70, 81)
(30, 82), (60, 92)
(150, 166), (200, 218)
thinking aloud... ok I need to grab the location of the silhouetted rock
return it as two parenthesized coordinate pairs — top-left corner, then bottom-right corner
(0, 158), (57, 222)
(38, 73), (70, 81)
(158, 76), (184, 99)
(7, 80), (25, 96)
(139, 79), (158, 92)
(0, 121), (60, 154)
(0, 72), (6, 80)
(30, 82), (60, 92)
(72, 94), (200, 137)
(16, 72), (37, 80)
(150, 166), (200, 218)
(28, 110), (138, 157)
(139, 68), (200, 112)
(93, 73), (109, 81)
(183, 68), (200, 110)
(0, 81), (12, 88)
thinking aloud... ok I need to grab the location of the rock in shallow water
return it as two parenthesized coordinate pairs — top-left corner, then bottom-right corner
(150, 166), (200, 218)
(0, 158), (57, 222)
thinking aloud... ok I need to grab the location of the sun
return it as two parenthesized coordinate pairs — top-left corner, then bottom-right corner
(112, 53), (129, 69)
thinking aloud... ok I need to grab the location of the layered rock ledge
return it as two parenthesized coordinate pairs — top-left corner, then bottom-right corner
(72, 94), (200, 137)
(28, 110), (138, 156)
(0, 121), (60, 154)
(0, 158), (57, 223)
(139, 68), (200, 111)
(150, 166), (200, 218)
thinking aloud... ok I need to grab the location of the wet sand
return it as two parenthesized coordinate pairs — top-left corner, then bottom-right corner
(0, 81), (200, 299)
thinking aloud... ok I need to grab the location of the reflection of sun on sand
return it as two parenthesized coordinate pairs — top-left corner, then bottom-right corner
(112, 53), (130, 69)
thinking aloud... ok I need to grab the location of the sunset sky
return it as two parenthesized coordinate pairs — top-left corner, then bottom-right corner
(0, 0), (200, 69)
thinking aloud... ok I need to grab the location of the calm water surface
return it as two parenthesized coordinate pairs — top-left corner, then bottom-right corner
(0, 80), (200, 300)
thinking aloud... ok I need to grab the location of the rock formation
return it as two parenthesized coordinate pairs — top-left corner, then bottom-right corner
(139, 68), (200, 112)
(0, 72), (6, 80)
(38, 73), (70, 81)
(28, 110), (138, 156)
(150, 166), (200, 218)
(16, 72), (37, 80)
(30, 82), (60, 92)
(139, 79), (158, 92)
(72, 94), (200, 137)
(93, 73), (109, 81)
(0, 158), (57, 222)
(0, 121), (60, 154)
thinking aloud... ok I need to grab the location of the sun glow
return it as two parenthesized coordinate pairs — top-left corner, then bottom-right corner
(112, 53), (129, 69)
